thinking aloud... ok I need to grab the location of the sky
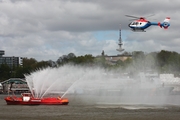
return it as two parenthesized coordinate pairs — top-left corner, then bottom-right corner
(0, 0), (179, 61)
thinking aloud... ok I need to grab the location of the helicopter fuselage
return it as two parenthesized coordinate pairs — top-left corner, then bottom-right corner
(128, 19), (151, 31)
(126, 15), (170, 32)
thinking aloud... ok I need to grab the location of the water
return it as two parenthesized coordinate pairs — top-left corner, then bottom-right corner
(2, 64), (179, 120)
(1, 94), (180, 120)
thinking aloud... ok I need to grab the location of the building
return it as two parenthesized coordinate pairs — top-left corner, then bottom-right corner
(0, 50), (22, 69)
(0, 78), (29, 93)
(104, 53), (132, 65)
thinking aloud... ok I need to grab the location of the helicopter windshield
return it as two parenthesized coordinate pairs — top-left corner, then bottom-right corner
(131, 22), (138, 25)
(131, 22), (142, 25)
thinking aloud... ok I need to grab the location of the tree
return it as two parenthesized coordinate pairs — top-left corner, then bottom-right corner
(15, 67), (25, 78)
(132, 51), (145, 71)
(35, 61), (51, 69)
(144, 52), (157, 70)
(67, 53), (76, 59)
(157, 50), (180, 73)
(21, 58), (37, 73)
(0, 64), (11, 81)
(56, 55), (69, 65)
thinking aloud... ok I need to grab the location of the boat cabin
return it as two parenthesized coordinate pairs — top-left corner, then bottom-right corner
(21, 93), (32, 102)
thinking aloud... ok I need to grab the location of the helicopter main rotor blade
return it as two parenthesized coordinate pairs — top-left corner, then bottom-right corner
(125, 15), (140, 19)
(128, 18), (139, 21)
(146, 14), (155, 18)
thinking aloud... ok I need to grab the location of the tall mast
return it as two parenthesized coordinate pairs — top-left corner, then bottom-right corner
(116, 24), (124, 52)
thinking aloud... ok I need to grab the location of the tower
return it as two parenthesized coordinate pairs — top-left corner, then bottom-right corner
(0, 50), (5, 57)
(116, 25), (124, 53)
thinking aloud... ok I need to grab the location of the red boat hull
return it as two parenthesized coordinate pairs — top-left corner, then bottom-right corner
(5, 96), (69, 105)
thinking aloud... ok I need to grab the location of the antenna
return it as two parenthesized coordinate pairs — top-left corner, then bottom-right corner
(116, 24), (124, 52)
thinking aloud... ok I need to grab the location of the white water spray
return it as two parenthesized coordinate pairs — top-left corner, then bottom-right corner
(25, 65), (105, 98)
(25, 64), (178, 106)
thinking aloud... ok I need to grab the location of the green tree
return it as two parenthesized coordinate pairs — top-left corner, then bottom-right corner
(15, 66), (25, 78)
(0, 64), (11, 81)
(35, 61), (51, 69)
(132, 51), (145, 71)
(22, 58), (37, 73)
(144, 52), (157, 70)
(157, 50), (180, 73)
(57, 55), (70, 65)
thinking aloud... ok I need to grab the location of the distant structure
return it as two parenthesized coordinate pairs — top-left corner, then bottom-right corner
(0, 50), (22, 69)
(0, 50), (5, 57)
(0, 78), (29, 93)
(116, 25), (124, 53)
(98, 25), (132, 65)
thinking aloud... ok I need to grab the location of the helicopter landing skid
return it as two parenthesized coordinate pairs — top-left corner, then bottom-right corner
(131, 29), (146, 32)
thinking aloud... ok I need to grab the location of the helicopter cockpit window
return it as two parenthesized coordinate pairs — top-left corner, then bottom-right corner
(131, 22), (139, 25)
(131, 22), (135, 25)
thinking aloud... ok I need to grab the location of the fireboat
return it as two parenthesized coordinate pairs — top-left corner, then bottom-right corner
(4, 93), (69, 105)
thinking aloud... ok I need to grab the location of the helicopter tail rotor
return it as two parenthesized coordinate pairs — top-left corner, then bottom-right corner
(158, 17), (170, 29)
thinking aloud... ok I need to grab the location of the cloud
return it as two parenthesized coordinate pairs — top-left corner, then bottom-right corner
(0, 0), (179, 61)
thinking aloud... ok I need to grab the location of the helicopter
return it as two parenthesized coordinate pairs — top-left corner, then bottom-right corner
(125, 15), (170, 32)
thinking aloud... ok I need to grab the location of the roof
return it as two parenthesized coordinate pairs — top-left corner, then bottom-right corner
(0, 78), (27, 84)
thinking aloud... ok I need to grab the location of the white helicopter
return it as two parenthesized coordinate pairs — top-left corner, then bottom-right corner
(125, 15), (170, 32)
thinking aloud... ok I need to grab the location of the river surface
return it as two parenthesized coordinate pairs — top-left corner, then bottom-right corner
(0, 94), (180, 120)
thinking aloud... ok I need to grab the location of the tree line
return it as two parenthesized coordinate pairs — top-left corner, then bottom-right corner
(0, 50), (180, 81)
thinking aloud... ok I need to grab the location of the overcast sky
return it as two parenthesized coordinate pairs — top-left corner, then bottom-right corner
(0, 0), (179, 61)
